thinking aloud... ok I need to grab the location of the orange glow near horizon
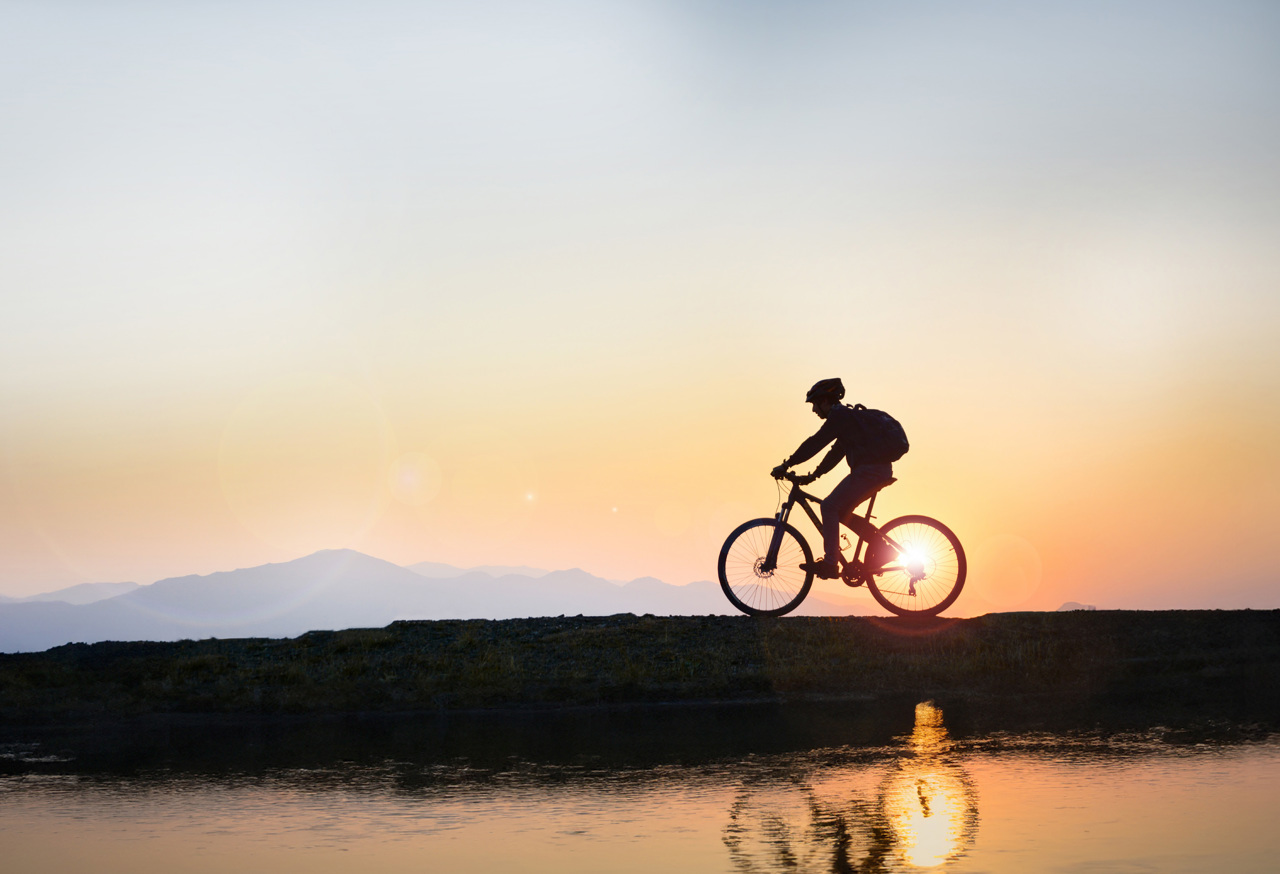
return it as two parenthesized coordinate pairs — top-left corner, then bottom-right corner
(2, 336), (1279, 613)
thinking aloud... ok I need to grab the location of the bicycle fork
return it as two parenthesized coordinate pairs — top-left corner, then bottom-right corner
(759, 500), (793, 575)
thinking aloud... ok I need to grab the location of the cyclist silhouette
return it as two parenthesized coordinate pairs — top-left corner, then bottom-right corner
(770, 378), (895, 580)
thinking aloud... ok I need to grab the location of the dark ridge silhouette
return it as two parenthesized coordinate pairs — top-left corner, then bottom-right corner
(1, 610), (1275, 727)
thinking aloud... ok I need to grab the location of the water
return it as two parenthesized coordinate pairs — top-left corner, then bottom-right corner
(2, 703), (1277, 873)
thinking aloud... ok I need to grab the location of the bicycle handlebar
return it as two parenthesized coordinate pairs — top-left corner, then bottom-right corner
(774, 471), (809, 485)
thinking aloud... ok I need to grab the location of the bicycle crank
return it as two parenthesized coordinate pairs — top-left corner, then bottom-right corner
(840, 559), (866, 587)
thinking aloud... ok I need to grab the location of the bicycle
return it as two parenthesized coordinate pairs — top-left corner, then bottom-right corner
(717, 472), (966, 617)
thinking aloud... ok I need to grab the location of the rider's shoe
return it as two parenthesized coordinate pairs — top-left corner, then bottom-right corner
(800, 557), (840, 579)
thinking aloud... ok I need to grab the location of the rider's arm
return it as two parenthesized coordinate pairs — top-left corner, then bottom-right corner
(782, 419), (837, 469)
(809, 444), (844, 480)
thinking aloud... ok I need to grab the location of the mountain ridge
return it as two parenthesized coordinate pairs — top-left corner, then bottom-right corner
(1, 581), (140, 605)
(0, 549), (871, 653)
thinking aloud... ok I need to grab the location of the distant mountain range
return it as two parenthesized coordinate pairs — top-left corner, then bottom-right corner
(0, 550), (871, 653)
(0, 580), (140, 605)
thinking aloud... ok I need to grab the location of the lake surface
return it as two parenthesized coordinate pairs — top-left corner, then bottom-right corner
(2, 702), (1277, 873)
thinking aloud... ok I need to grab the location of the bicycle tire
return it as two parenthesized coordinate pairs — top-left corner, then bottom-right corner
(718, 518), (814, 617)
(866, 515), (966, 617)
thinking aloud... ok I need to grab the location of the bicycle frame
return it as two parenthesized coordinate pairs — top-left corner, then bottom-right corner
(761, 477), (904, 582)
(720, 472), (965, 616)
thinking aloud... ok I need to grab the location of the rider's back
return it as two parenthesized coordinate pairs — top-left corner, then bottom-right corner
(825, 402), (909, 467)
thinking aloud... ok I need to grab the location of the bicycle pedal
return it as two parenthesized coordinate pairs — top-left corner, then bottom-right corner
(799, 559), (839, 579)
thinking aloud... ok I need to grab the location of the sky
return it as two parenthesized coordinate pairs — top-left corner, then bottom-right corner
(2, 0), (1278, 613)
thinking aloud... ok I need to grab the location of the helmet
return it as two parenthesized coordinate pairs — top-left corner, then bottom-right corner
(805, 378), (845, 403)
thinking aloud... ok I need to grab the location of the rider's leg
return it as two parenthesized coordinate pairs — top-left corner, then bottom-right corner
(820, 464), (893, 566)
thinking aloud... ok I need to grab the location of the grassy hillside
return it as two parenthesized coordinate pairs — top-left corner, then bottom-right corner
(1, 611), (1276, 723)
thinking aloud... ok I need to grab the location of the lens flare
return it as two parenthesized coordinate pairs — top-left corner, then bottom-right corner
(388, 452), (442, 506)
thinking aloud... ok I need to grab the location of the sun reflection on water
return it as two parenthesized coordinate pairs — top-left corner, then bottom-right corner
(722, 701), (977, 872)
(881, 702), (976, 868)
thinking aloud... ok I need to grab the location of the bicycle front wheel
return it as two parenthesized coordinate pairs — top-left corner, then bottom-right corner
(867, 515), (966, 617)
(718, 518), (814, 617)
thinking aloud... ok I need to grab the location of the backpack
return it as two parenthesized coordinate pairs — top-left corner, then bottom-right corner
(850, 404), (909, 463)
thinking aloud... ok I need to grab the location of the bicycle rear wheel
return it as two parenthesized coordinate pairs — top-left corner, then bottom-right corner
(866, 515), (965, 617)
(718, 518), (814, 617)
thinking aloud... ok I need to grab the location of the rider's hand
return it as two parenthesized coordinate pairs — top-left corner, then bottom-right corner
(770, 463), (789, 479)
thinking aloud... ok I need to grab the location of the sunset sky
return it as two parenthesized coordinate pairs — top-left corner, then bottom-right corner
(3, 1), (1278, 614)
